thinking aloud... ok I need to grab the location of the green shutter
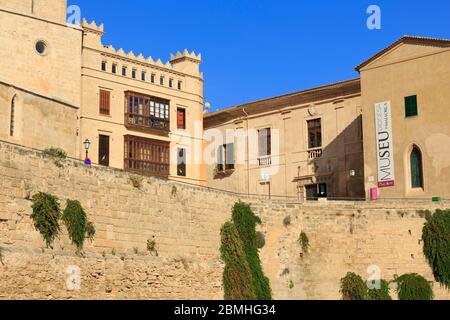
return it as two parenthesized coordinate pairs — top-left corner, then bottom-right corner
(405, 95), (418, 117)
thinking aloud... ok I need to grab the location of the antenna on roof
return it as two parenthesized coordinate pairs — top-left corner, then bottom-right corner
(204, 101), (211, 113)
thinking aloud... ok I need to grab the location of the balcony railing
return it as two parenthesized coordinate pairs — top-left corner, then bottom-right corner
(258, 155), (272, 166)
(125, 91), (170, 135)
(125, 114), (169, 132)
(308, 148), (323, 160)
(124, 135), (170, 177)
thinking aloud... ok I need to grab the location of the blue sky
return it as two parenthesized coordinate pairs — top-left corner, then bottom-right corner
(69, 0), (450, 111)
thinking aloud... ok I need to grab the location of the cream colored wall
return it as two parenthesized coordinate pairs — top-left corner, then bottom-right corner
(0, 3), (82, 107)
(361, 43), (450, 199)
(205, 94), (364, 199)
(0, 0), (68, 24)
(0, 83), (78, 155)
(80, 27), (205, 184)
(0, 0), (80, 156)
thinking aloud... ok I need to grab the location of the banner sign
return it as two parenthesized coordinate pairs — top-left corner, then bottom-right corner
(374, 101), (395, 188)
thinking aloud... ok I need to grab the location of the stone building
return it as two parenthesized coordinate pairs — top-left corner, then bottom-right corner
(80, 20), (205, 185)
(357, 36), (450, 200)
(0, 0), (81, 156)
(0, 0), (206, 185)
(204, 79), (365, 201)
(205, 36), (450, 201)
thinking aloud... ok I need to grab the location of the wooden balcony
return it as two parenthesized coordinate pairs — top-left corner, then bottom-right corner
(124, 135), (170, 177)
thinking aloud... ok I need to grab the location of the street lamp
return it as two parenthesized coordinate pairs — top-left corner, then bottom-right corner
(83, 139), (91, 159)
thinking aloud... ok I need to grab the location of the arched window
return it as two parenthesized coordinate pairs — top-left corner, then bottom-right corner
(10, 95), (16, 136)
(410, 146), (424, 189)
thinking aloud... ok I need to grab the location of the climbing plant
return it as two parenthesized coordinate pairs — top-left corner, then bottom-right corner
(394, 273), (434, 300)
(62, 200), (96, 253)
(340, 272), (367, 300)
(367, 279), (392, 300)
(220, 202), (272, 300)
(31, 192), (62, 248)
(422, 209), (450, 289)
(298, 231), (310, 253)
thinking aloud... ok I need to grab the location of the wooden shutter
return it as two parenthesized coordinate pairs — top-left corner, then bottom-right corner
(177, 109), (185, 129)
(405, 95), (418, 117)
(225, 143), (235, 170)
(99, 90), (110, 115)
(217, 145), (224, 171)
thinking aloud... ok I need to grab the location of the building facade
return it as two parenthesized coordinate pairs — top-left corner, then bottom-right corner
(0, 0), (81, 156)
(0, 0), (206, 185)
(80, 20), (205, 185)
(357, 36), (450, 200)
(204, 79), (365, 201)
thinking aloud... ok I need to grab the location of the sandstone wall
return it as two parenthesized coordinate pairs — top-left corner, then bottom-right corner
(0, 142), (448, 300)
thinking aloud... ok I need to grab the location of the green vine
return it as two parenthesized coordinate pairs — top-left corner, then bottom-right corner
(31, 192), (62, 248)
(394, 273), (434, 300)
(340, 272), (367, 300)
(367, 279), (392, 300)
(43, 147), (67, 159)
(62, 200), (95, 253)
(422, 209), (450, 289)
(255, 232), (266, 249)
(298, 231), (310, 253)
(220, 202), (272, 300)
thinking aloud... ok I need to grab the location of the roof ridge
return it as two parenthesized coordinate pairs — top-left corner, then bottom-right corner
(355, 35), (450, 71)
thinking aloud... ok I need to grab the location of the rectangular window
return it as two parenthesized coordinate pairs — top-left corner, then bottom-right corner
(132, 69), (137, 79)
(178, 80), (182, 90)
(98, 135), (110, 167)
(405, 95), (418, 117)
(125, 91), (170, 132)
(307, 119), (322, 149)
(151, 73), (155, 83)
(112, 63), (117, 74)
(124, 135), (170, 177)
(160, 76), (164, 86)
(169, 78), (174, 88)
(101, 61), (107, 71)
(122, 66), (127, 76)
(177, 148), (187, 177)
(217, 144), (235, 172)
(141, 71), (146, 81)
(258, 128), (271, 157)
(99, 89), (111, 115)
(177, 108), (186, 129)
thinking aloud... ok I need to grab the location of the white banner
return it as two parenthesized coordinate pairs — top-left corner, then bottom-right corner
(374, 101), (395, 188)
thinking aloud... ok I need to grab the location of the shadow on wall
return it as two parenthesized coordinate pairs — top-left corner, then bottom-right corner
(302, 115), (365, 200)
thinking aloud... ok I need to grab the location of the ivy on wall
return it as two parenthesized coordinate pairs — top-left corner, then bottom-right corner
(422, 209), (450, 289)
(340, 272), (368, 300)
(31, 192), (62, 248)
(395, 273), (434, 300)
(220, 202), (272, 300)
(31, 193), (95, 252)
(62, 199), (96, 254)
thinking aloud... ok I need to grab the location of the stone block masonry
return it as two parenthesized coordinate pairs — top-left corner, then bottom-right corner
(0, 141), (449, 299)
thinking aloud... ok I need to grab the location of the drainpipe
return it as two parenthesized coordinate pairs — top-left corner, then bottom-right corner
(241, 107), (250, 196)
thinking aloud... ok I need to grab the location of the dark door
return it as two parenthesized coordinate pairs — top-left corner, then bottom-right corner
(306, 184), (318, 201)
(177, 148), (186, 177)
(99, 135), (110, 166)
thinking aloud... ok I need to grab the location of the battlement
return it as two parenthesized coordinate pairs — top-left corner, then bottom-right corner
(170, 50), (202, 64)
(81, 18), (104, 34)
(81, 18), (202, 76)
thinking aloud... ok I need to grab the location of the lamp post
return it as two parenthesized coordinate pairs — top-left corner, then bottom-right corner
(83, 139), (91, 159)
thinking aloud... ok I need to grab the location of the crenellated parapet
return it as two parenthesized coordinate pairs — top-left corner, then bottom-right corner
(81, 18), (202, 77)
(81, 18), (104, 35)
